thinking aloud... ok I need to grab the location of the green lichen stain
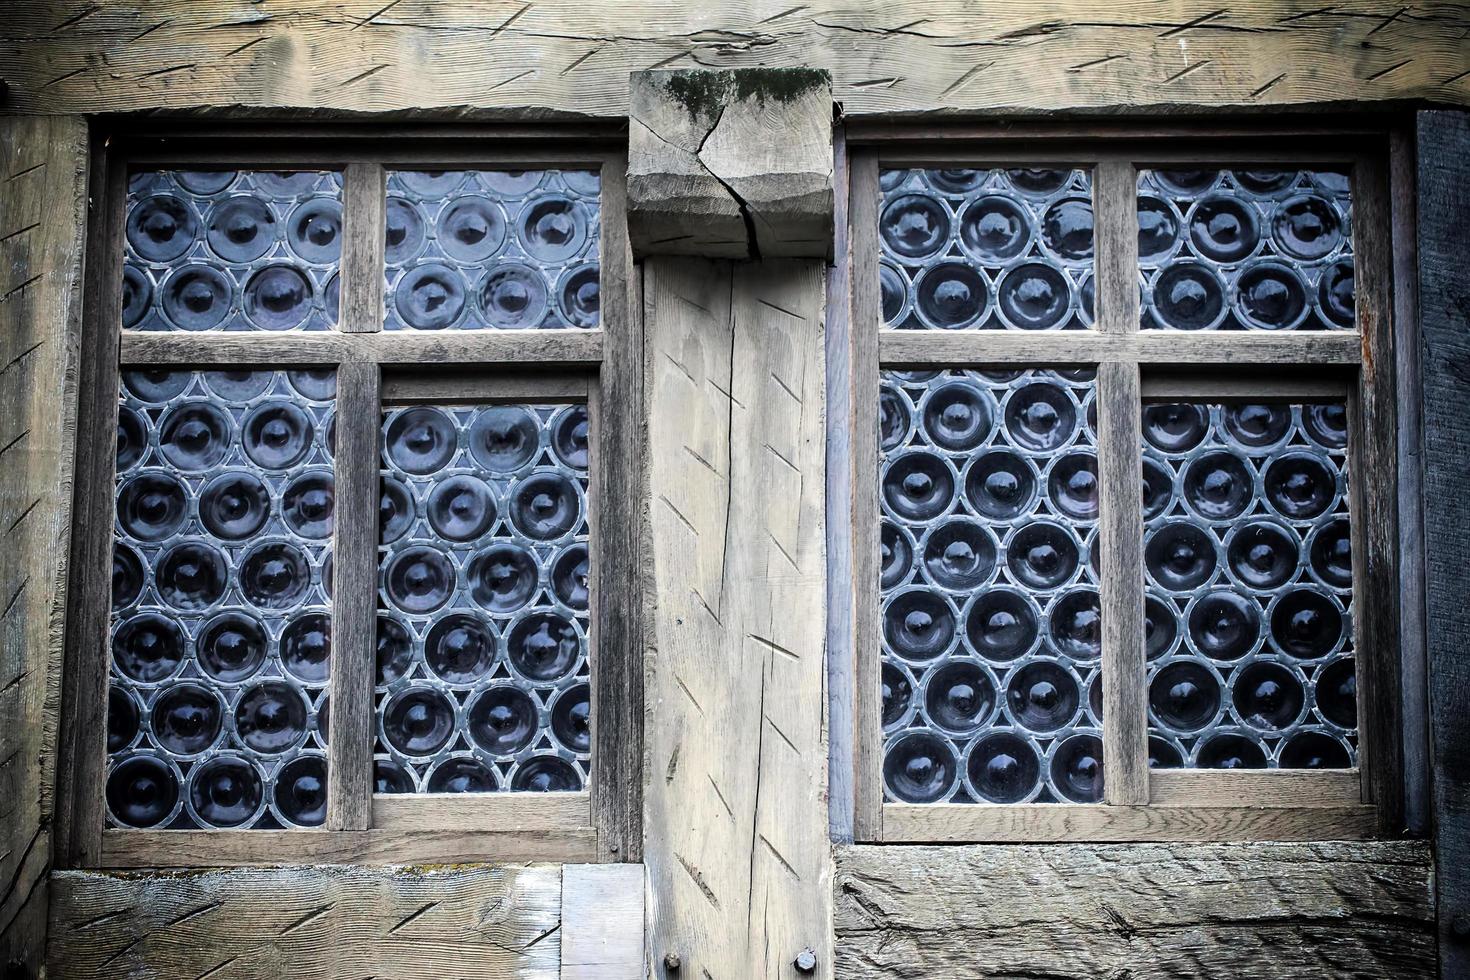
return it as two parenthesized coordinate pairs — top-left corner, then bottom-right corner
(661, 67), (829, 120)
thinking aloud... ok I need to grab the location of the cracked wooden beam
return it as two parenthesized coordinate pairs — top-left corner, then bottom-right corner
(628, 68), (833, 259)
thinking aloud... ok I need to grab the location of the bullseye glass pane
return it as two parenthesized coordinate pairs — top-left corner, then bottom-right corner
(107, 369), (336, 829)
(877, 168), (1094, 331)
(1137, 169), (1354, 331)
(383, 170), (601, 330)
(879, 368), (1102, 804)
(376, 402), (591, 793)
(1141, 400), (1356, 769)
(123, 171), (343, 331)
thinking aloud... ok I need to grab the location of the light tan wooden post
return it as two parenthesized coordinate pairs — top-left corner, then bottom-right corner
(631, 68), (836, 978)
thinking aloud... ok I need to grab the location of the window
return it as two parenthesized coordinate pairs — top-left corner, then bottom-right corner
(59, 131), (641, 867)
(847, 139), (1400, 842)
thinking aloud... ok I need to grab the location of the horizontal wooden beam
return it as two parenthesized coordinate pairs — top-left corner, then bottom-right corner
(882, 802), (1380, 842)
(835, 841), (1433, 978)
(3, 2), (1466, 118)
(97, 828), (598, 867)
(371, 792), (592, 832)
(878, 329), (1364, 366)
(119, 329), (604, 365)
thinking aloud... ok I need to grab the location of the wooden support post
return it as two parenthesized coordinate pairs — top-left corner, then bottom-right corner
(642, 257), (832, 978)
(0, 115), (88, 978)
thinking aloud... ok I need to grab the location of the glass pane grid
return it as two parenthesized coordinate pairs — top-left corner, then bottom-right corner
(384, 170), (601, 331)
(1142, 400), (1357, 770)
(375, 402), (592, 793)
(879, 368), (1103, 805)
(878, 168), (1094, 331)
(1137, 168), (1354, 331)
(107, 369), (337, 829)
(123, 171), (343, 331)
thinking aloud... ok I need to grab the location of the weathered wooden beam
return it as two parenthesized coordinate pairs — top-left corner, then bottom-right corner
(2, 2), (1467, 118)
(1417, 107), (1470, 980)
(835, 842), (1435, 979)
(0, 114), (88, 980)
(560, 864), (645, 979)
(642, 257), (832, 977)
(629, 68), (833, 259)
(47, 864), (564, 979)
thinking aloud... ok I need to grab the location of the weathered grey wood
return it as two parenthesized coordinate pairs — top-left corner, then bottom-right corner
(48, 864), (563, 979)
(628, 68), (833, 259)
(878, 329), (1363, 366)
(642, 257), (832, 976)
(592, 156), (645, 863)
(325, 360), (379, 831)
(835, 842), (1434, 979)
(371, 793), (591, 832)
(560, 864), (645, 980)
(4, 2), (1468, 117)
(1417, 107), (1470, 980)
(847, 153), (884, 843)
(97, 829), (598, 867)
(119, 328), (604, 365)
(0, 114), (88, 978)
(340, 161), (386, 333)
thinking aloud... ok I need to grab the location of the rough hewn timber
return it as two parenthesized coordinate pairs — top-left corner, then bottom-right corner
(629, 69), (833, 259)
(1, 2), (1467, 118)
(835, 842), (1435, 979)
(0, 115), (88, 980)
(47, 864), (563, 979)
(1417, 107), (1470, 979)
(643, 258), (832, 977)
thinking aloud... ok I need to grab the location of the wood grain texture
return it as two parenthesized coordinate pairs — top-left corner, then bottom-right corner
(1416, 107), (1470, 979)
(97, 829), (597, 867)
(47, 863), (563, 979)
(119, 328), (604, 365)
(326, 361), (379, 831)
(878, 329), (1364, 366)
(371, 792), (591, 832)
(642, 257), (832, 977)
(882, 802), (1380, 842)
(3, 2), (1468, 117)
(340, 162), (386, 333)
(0, 115), (88, 977)
(834, 841), (1434, 979)
(560, 864), (645, 979)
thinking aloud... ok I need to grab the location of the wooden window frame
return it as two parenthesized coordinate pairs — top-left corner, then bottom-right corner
(845, 131), (1404, 844)
(53, 126), (644, 869)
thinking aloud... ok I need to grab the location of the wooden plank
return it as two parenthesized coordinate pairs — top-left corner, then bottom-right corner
(340, 161), (385, 333)
(0, 113), (88, 977)
(372, 793), (592, 832)
(325, 360), (378, 831)
(882, 803), (1380, 843)
(561, 864), (645, 980)
(48, 863), (563, 979)
(591, 153), (644, 863)
(4, 3), (1468, 117)
(835, 841), (1434, 979)
(642, 257), (832, 977)
(847, 153), (884, 843)
(119, 329), (605, 365)
(1390, 123), (1430, 837)
(879, 329), (1364, 366)
(1350, 151), (1402, 832)
(1149, 769), (1362, 806)
(1140, 372), (1353, 400)
(1097, 362), (1148, 805)
(1417, 107), (1470, 979)
(97, 829), (598, 867)
(381, 371), (591, 404)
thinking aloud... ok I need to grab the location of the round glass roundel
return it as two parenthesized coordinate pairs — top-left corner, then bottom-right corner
(467, 686), (538, 755)
(469, 407), (539, 473)
(966, 731), (1040, 803)
(439, 196), (507, 262)
(511, 756), (583, 792)
(480, 263), (549, 329)
(395, 263), (466, 330)
(189, 756), (264, 827)
(385, 407), (457, 475)
(107, 754), (180, 827)
(384, 546), (456, 614)
(275, 754), (328, 826)
(509, 473), (582, 540)
(383, 687), (456, 757)
(883, 732), (957, 803)
(506, 612), (580, 682)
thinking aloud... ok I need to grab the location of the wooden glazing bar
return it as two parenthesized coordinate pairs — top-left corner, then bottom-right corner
(325, 360), (380, 831)
(120, 328), (605, 365)
(1149, 770), (1362, 806)
(340, 162), (386, 334)
(381, 371), (590, 404)
(848, 152), (885, 842)
(1140, 372), (1353, 401)
(877, 329), (1363, 367)
(882, 802), (1379, 843)
(371, 792), (592, 832)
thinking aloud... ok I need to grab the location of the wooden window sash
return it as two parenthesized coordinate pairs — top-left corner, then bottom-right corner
(56, 134), (642, 869)
(847, 134), (1402, 843)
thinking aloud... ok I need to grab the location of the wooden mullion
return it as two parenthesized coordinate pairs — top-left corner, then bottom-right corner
(849, 151), (885, 841)
(326, 360), (380, 831)
(341, 162), (386, 334)
(1349, 153), (1402, 832)
(54, 150), (125, 868)
(591, 153), (643, 862)
(1093, 158), (1139, 338)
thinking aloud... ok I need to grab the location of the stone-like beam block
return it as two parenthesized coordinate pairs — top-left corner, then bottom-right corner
(628, 68), (833, 260)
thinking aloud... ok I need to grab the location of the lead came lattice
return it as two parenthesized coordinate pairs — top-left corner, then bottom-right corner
(107, 369), (337, 829)
(375, 402), (592, 793)
(879, 368), (1103, 804)
(1142, 400), (1358, 768)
